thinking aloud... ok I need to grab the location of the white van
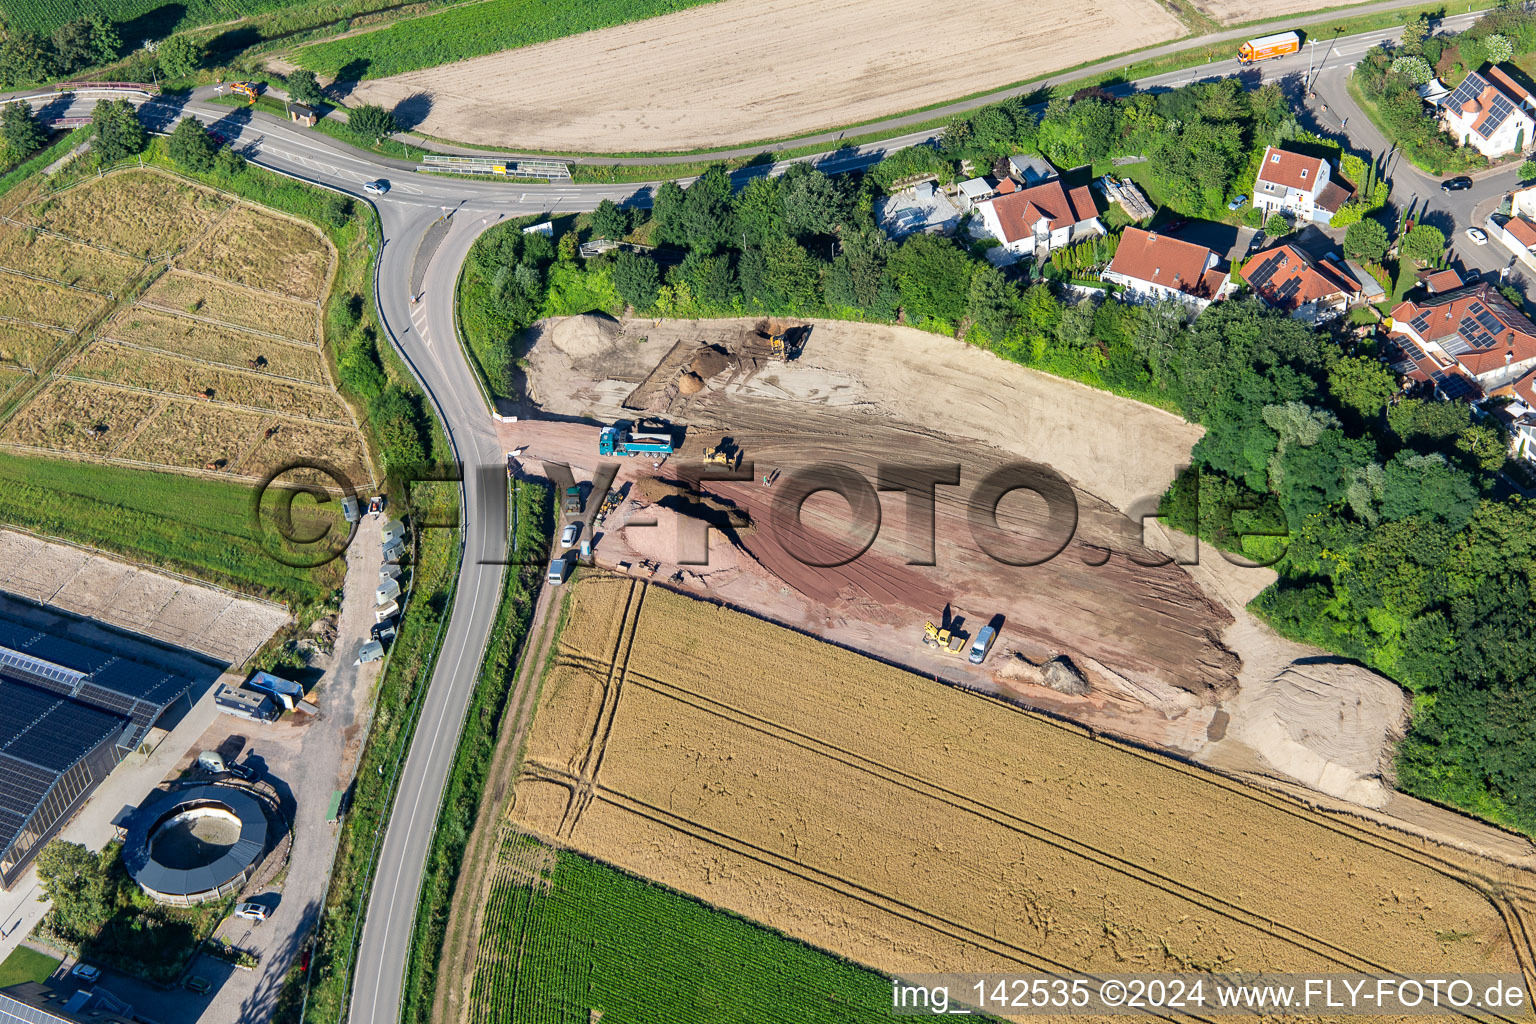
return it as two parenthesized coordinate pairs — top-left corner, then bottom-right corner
(968, 626), (996, 665)
(546, 555), (571, 586)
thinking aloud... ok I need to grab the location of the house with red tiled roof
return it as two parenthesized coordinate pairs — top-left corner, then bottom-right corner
(974, 176), (1103, 258)
(1238, 243), (1363, 323)
(1252, 147), (1354, 225)
(1387, 282), (1536, 400)
(1439, 66), (1536, 158)
(1101, 227), (1230, 311)
(1488, 366), (1536, 462)
(1491, 213), (1536, 272)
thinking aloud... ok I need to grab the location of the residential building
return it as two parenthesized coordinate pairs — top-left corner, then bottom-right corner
(1387, 282), (1536, 396)
(1251, 146), (1353, 225)
(1438, 66), (1536, 159)
(956, 177), (998, 211)
(1490, 213), (1536, 273)
(974, 177), (1103, 258)
(1418, 267), (1465, 295)
(1239, 244), (1362, 322)
(0, 982), (135, 1024)
(1488, 367), (1536, 462)
(1004, 154), (1057, 187)
(875, 180), (961, 239)
(1101, 227), (1229, 311)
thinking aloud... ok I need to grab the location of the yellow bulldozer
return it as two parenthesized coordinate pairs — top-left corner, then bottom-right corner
(703, 437), (741, 468)
(922, 621), (965, 656)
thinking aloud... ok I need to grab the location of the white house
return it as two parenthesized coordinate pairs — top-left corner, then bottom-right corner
(1239, 243), (1363, 323)
(1101, 227), (1229, 311)
(1439, 66), (1536, 159)
(1490, 212), (1536, 273)
(1388, 282), (1536, 395)
(1252, 146), (1353, 225)
(974, 177), (1103, 257)
(1489, 367), (1536, 462)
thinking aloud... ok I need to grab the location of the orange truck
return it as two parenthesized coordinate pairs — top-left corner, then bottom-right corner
(1238, 31), (1301, 64)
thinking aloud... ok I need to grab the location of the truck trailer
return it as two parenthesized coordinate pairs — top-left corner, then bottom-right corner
(1238, 31), (1300, 63)
(599, 426), (675, 457)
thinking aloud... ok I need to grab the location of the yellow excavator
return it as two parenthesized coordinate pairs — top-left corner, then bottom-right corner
(230, 81), (260, 104)
(922, 621), (965, 656)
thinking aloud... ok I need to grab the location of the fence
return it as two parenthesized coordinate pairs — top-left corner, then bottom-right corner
(421, 154), (571, 180)
(54, 81), (160, 95)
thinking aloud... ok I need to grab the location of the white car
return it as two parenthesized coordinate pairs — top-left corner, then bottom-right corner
(560, 523), (580, 549)
(233, 902), (268, 922)
(71, 963), (101, 982)
(363, 180), (389, 195)
(1466, 227), (1489, 245)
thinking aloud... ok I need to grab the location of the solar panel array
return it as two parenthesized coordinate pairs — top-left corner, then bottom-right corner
(1246, 251), (1287, 290)
(1445, 74), (1518, 139)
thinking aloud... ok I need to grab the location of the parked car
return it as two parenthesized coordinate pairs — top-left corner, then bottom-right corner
(185, 976), (211, 994)
(341, 496), (359, 523)
(226, 761), (255, 781)
(234, 902), (268, 922)
(1466, 226), (1489, 245)
(1227, 194), (1248, 211)
(560, 522), (580, 549)
(1441, 175), (1473, 192)
(363, 180), (389, 195)
(367, 495), (386, 516)
(71, 963), (100, 983)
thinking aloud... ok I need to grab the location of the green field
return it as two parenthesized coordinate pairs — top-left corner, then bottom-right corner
(293, 0), (721, 80)
(468, 834), (903, 1023)
(4, 0), (304, 38)
(0, 946), (61, 989)
(0, 451), (346, 606)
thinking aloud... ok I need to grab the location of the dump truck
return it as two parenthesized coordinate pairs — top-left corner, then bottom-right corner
(922, 621), (966, 656)
(562, 486), (582, 514)
(599, 425), (674, 457)
(1238, 31), (1300, 64)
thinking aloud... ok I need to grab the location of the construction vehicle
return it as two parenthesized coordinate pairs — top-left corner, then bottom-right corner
(599, 424), (674, 458)
(230, 81), (260, 103)
(703, 437), (742, 468)
(1237, 31), (1300, 64)
(593, 489), (622, 528)
(922, 621), (966, 656)
(562, 485), (582, 514)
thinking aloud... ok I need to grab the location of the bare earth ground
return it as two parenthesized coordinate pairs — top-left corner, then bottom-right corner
(505, 315), (1438, 825)
(0, 526), (287, 665)
(325, 0), (1184, 152)
(501, 577), (1536, 1021)
(1192, 0), (1370, 24)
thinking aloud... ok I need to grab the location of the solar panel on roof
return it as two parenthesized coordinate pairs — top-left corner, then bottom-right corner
(1440, 375), (1478, 399)
(1410, 312), (1432, 333)
(1248, 255), (1281, 289)
(1476, 311), (1504, 335)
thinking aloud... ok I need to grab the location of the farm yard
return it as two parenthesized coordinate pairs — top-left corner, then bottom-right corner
(321, 0), (1186, 152)
(0, 169), (371, 487)
(499, 577), (1536, 1007)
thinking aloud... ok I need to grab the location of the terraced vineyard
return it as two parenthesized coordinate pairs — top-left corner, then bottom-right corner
(500, 576), (1536, 1006)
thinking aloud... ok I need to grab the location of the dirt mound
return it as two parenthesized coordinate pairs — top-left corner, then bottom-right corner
(1227, 658), (1410, 808)
(548, 313), (621, 358)
(677, 371), (705, 394)
(634, 478), (690, 504)
(996, 653), (1091, 696)
(689, 345), (732, 378)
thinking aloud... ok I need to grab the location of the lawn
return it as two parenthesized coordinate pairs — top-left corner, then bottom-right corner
(0, 946), (60, 988)
(292, 0), (724, 79)
(466, 833), (903, 1024)
(0, 451), (345, 605)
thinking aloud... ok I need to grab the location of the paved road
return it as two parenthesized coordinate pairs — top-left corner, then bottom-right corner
(18, 10), (1527, 1019)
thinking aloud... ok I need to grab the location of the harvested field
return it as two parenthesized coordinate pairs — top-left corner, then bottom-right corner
(337, 0), (1185, 152)
(104, 306), (328, 383)
(235, 417), (370, 484)
(1192, 0), (1368, 23)
(0, 323), (70, 373)
(1, 378), (161, 456)
(116, 399), (268, 472)
(69, 342), (352, 423)
(0, 270), (104, 330)
(508, 577), (1536, 1006)
(141, 271), (319, 343)
(0, 224), (147, 293)
(29, 170), (232, 256)
(0, 367), (30, 401)
(177, 204), (331, 301)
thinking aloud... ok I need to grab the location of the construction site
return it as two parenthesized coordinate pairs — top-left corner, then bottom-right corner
(495, 311), (1488, 833)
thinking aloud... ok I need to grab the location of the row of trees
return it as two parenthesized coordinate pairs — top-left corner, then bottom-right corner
(0, 15), (119, 88)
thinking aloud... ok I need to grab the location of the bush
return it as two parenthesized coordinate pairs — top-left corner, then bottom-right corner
(347, 104), (398, 143)
(1264, 212), (1291, 237)
(1344, 218), (1389, 263)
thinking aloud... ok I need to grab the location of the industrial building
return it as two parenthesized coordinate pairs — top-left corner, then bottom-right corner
(0, 618), (195, 890)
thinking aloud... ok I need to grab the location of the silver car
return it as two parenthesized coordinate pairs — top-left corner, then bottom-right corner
(363, 180), (389, 195)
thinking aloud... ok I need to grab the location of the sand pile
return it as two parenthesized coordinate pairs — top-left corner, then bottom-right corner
(1226, 659), (1409, 808)
(548, 313), (621, 358)
(677, 372), (705, 394)
(689, 345), (732, 378)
